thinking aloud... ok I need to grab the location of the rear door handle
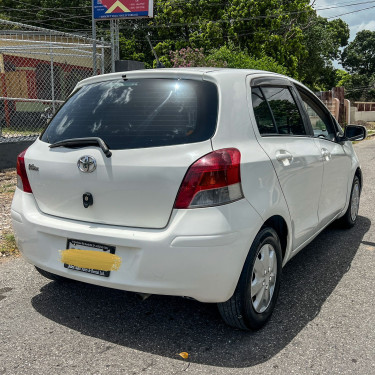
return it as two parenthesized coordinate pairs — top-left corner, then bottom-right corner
(321, 148), (331, 161)
(276, 150), (293, 166)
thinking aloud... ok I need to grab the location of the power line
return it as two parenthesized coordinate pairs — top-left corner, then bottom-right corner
(162, 0), (374, 6)
(11, 0), (90, 17)
(3, 7), (90, 27)
(116, 2), (375, 30)
(8, 0), (90, 29)
(0, 15), (83, 33)
(114, 3), (375, 42)
(0, 18), (108, 43)
(326, 4), (375, 19)
(345, 85), (375, 91)
(6, 0), (373, 37)
(5, 0), (375, 31)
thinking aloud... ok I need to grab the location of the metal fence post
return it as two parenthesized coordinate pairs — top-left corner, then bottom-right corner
(92, 2), (97, 76)
(0, 19), (111, 143)
(101, 37), (105, 75)
(115, 19), (120, 61)
(50, 45), (56, 114)
(110, 20), (115, 73)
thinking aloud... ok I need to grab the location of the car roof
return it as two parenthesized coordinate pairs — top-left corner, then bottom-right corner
(74, 67), (283, 89)
(73, 67), (314, 97)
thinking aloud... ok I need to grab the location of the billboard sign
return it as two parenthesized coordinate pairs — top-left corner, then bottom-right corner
(93, 0), (153, 20)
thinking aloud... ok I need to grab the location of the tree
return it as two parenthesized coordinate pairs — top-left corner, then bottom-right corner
(341, 30), (375, 101)
(301, 17), (349, 90)
(207, 45), (287, 74)
(342, 30), (375, 76)
(0, 0), (92, 32)
(150, 0), (348, 86)
(223, 0), (313, 78)
(148, 0), (314, 78)
(0, 0), (350, 91)
(344, 75), (375, 102)
(170, 47), (223, 68)
(169, 45), (287, 74)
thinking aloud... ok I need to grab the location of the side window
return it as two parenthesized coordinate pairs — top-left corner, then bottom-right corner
(251, 87), (277, 135)
(261, 87), (306, 136)
(297, 89), (336, 142)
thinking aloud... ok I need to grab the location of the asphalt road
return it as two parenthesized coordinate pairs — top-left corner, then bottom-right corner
(1, 140), (375, 375)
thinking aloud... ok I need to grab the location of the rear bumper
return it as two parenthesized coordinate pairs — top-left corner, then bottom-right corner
(11, 189), (263, 302)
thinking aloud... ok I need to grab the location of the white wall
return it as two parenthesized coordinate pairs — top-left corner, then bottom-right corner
(350, 107), (375, 123)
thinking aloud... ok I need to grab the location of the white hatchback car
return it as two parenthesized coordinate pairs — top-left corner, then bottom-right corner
(12, 68), (366, 330)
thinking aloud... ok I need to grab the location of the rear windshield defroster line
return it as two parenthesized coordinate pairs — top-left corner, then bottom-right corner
(41, 78), (218, 150)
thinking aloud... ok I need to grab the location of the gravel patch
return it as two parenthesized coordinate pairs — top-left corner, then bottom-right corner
(0, 168), (17, 254)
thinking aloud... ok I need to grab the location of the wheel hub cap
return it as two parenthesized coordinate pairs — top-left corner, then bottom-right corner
(350, 182), (360, 222)
(251, 243), (277, 313)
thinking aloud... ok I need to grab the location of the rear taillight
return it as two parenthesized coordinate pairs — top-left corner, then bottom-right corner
(16, 149), (33, 193)
(174, 148), (243, 209)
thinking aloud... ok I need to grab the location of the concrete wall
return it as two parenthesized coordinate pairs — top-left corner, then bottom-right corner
(350, 107), (375, 123)
(0, 140), (34, 170)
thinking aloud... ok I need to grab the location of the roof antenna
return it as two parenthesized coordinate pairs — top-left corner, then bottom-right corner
(146, 33), (165, 68)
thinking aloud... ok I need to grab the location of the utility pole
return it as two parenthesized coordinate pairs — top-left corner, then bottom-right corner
(146, 34), (164, 68)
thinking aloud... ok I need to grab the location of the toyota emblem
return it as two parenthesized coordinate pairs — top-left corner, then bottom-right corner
(77, 156), (96, 173)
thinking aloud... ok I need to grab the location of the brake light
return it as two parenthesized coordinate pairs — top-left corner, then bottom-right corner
(174, 148), (243, 209)
(16, 149), (33, 193)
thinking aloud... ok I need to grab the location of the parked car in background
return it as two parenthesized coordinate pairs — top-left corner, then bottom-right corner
(12, 68), (366, 330)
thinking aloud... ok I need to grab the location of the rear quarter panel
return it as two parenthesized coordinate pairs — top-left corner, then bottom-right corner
(208, 72), (293, 264)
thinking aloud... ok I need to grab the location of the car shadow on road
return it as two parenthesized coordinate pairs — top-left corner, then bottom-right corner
(31, 216), (370, 368)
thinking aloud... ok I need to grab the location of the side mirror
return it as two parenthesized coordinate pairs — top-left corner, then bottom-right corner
(341, 125), (367, 142)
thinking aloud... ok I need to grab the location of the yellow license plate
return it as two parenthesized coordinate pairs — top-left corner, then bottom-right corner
(61, 239), (120, 277)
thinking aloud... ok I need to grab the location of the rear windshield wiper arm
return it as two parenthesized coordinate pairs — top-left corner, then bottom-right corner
(49, 137), (112, 158)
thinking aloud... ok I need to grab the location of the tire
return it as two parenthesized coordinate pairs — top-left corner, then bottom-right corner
(338, 175), (361, 229)
(218, 227), (282, 331)
(35, 266), (70, 282)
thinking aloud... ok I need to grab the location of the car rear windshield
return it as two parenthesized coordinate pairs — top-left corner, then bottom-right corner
(41, 78), (218, 150)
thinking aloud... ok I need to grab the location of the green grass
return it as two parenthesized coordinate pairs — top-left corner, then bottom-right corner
(0, 232), (18, 256)
(0, 183), (15, 193)
(1, 128), (42, 137)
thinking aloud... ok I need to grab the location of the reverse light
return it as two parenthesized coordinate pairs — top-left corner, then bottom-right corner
(16, 149), (33, 193)
(174, 148), (243, 209)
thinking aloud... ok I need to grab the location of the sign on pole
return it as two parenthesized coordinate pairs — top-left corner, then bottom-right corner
(93, 0), (154, 20)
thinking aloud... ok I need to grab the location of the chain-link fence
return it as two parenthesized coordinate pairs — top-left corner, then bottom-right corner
(0, 19), (111, 142)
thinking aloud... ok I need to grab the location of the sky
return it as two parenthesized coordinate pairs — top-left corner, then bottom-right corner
(313, 0), (375, 68)
(314, 0), (375, 41)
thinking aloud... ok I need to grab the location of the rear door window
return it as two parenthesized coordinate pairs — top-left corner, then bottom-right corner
(41, 79), (218, 150)
(261, 87), (306, 136)
(251, 87), (277, 135)
(251, 85), (306, 136)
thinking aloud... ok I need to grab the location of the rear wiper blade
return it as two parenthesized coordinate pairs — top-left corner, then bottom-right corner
(49, 137), (112, 158)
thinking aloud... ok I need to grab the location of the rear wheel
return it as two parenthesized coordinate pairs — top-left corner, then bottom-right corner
(338, 175), (360, 229)
(35, 266), (70, 282)
(218, 227), (282, 330)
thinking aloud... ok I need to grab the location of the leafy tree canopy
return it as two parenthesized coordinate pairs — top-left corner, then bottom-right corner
(169, 45), (288, 75)
(341, 74), (375, 102)
(301, 17), (349, 90)
(340, 30), (375, 101)
(0, 0), (92, 31)
(0, 0), (351, 90)
(149, 0), (349, 88)
(342, 30), (375, 76)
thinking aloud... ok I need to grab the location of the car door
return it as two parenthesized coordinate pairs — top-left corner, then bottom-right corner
(249, 77), (324, 250)
(294, 84), (352, 228)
